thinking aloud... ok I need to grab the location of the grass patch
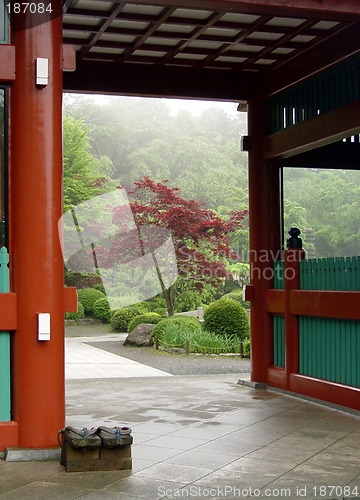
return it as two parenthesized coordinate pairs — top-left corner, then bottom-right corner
(157, 323), (244, 354)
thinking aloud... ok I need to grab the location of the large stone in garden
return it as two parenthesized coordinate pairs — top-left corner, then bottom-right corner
(124, 324), (155, 347)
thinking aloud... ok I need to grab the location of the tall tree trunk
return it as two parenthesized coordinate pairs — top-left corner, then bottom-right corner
(151, 251), (175, 316)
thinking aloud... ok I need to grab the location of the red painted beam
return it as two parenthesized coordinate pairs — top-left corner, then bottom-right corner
(266, 289), (285, 314)
(268, 367), (287, 389)
(62, 44), (76, 72)
(64, 287), (78, 313)
(290, 374), (360, 412)
(290, 290), (360, 320)
(264, 101), (360, 160)
(266, 289), (360, 320)
(0, 293), (17, 330)
(0, 46), (15, 81)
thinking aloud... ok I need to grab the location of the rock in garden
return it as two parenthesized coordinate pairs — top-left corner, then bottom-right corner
(124, 324), (155, 347)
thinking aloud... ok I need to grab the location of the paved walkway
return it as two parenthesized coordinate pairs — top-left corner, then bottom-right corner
(1, 333), (360, 499)
(66, 334), (171, 379)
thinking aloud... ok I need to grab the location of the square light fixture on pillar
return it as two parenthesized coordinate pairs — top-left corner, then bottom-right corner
(241, 135), (252, 151)
(35, 58), (49, 86)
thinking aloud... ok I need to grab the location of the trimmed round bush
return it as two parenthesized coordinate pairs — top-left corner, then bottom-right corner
(127, 312), (163, 333)
(77, 287), (106, 315)
(151, 316), (202, 342)
(93, 297), (111, 322)
(65, 301), (85, 321)
(203, 298), (249, 340)
(110, 306), (144, 332)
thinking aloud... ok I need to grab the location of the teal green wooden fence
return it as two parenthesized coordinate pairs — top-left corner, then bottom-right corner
(299, 256), (360, 387)
(272, 256), (360, 385)
(273, 260), (285, 368)
(300, 256), (360, 291)
(0, 247), (11, 421)
(299, 316), (360, 387)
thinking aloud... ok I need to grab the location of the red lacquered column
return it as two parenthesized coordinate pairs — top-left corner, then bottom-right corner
(10, 10), (64, 448)
(247, 100), (282, 383)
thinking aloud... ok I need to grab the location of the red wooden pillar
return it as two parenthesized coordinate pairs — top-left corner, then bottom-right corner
(284, 245), (305, 386)
(9, 10), (64, 448)
(247, 100), (282, 382)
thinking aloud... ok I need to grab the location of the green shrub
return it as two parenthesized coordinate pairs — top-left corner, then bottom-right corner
(77, 288), (106, 315)
(152, 316), (202, 342)
(221, 291), (250, 309)
(151, 307), (168, 316)
(127, 312), (162, 333)
(203, 298), (249, 340)
(93, 283), (106, 294)
(215, 279), (241, 299)
(175, 290), (203, 312)
(242, 339), (251, 358)
(93, 297), (111, 322)
(147, 295), (166, 308)
(137, 301), (152, 311)
(65, 301), (85, 321)
(110, 306), (144, 331)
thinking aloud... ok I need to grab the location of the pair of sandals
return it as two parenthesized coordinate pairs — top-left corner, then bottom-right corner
(61, 425), (132, 449)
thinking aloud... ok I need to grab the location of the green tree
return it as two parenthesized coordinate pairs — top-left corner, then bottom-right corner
(63, 116), (113, 211)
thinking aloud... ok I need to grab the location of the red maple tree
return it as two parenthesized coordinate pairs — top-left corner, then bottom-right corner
(111, 177), (247, 315)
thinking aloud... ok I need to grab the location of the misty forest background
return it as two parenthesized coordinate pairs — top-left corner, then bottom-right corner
(63, 95), (360, 263)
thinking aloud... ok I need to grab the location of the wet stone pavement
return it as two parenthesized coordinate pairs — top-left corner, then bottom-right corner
(1, 325), (360, 499)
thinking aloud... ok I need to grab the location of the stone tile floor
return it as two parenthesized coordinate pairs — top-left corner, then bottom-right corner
(1, 334), (360, 499)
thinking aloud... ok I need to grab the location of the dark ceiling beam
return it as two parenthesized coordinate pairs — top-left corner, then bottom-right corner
(62, 21), (341, 39)
(63, 62), (257, 100)
(70, 40), (288, 61)
(78, 2), (127, 58)
(264, 101), (360, 160)
(279, 142), (360, 169)
(122, 0), (360, 22)
(264, 22), (360, 96)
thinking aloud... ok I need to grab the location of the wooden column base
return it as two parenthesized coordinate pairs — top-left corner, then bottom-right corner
(60, 441), (132, 472)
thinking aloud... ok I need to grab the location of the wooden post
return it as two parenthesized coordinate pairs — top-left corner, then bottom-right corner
(284, 229), (305, 387)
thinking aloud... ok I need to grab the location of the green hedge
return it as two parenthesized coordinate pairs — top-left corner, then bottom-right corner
(110, 306), (145, 331)
(203, 298), (249, 340)
(93, 297), (111, 322)
(77, 288), (106, 315)
(127, 312), (163, 333)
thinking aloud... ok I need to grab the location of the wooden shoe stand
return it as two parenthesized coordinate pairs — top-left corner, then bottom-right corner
(60, 428), (133, 472)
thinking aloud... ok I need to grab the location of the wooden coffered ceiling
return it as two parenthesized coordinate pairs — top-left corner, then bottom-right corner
(62, 0), (360, 101)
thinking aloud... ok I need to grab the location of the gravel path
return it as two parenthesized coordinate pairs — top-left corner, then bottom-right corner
(66, 322), (251, 376)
